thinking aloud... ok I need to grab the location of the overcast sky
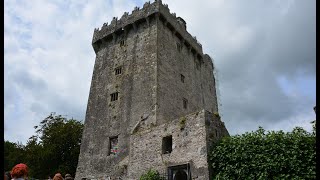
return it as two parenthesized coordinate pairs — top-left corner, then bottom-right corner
(4, 0), (316, 144)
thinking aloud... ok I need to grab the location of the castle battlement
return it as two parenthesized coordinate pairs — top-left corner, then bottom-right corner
(92, 0), (203, 57)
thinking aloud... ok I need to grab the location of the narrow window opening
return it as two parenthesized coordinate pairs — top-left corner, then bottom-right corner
(194, 55), (200, 70)
(109, 136), (119, 155)
(180, 74), (185, 83)
(115, 66), (122, 75)
(183, 98), (188, 109)
(176, 42), (182, 52)
(162, 135), (172, 154)
(96, 42), (100, 49)
(120, 39), (125, 47)
(195, 60), (200, 70)
(110, 92), (119, 101)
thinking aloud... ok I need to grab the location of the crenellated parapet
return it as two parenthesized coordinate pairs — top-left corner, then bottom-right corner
(92, 0), (161, 44)
(157, 2), (203, 54)
(92, 0), (203, 57)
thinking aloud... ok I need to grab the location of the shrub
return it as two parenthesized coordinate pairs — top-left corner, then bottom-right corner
(140, 169), (165, 180)
(210, 126), (316, 179)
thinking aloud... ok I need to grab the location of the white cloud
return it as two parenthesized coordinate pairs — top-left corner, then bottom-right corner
(4, 0), (145, 143)
(267, 111), (315, 133)
(4, 0), (316, 144)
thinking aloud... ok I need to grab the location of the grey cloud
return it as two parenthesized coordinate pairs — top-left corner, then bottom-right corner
(4, 0), (315, 143)
(218, 0), (315, 134)
(13, 70), (48, 92)
(4, 67), (48, 110)
(165, 0), (316, 134)
(46, 92), (87, 121)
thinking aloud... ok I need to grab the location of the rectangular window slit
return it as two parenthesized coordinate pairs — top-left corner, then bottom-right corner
(110, 92), (119, 101)
(115, 67), (122, 75)
(109, 136), (118, 155)
(180, 74), (185, 83)
(120, 40), (125, 47)
(183, 98), (188, 109)
(177, 42), (182, 52)
(162, 135), (172, 154)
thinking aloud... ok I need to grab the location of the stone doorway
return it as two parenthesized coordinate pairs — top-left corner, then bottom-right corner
(168, 164), (191, 180)
(174, 169), (187, 180)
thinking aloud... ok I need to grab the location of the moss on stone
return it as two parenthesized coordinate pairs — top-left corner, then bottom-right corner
(213, 112), (220, 119)
(179, 116), (186, 130)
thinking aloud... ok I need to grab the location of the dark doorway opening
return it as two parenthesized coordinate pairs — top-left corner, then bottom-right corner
(174, 170), (187, 180)
(168, 164), (191, 180)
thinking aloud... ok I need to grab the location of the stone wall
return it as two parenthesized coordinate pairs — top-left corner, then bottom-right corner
(156, 13), (217, 125)
(76, 15), (158, 180)
(92, 0), (203, 60)
(128, 110), (228, 180)
(202, 55), (219, 114)
(75, 1), (229, 179)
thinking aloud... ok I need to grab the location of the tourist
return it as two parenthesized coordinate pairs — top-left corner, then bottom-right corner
(53, 173), (64, 180)
(10, 163), (28, 180)
(65, 174), (73, 180)
(5, 171), (12, 180)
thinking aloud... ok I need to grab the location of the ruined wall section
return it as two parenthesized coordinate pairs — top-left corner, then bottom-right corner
(204, 111), (229, 178)
(76, 14), (158, 180)
(129, 110), (221, 180)
(205, 112), (229, 147)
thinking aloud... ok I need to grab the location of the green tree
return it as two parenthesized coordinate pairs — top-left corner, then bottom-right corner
(4, 113), (84, 179)
(24, 136), (45, 178)
(210, 126), (316, 179)
(4, 141), (26, 171)
(32, 113), (84, 178)
(311, 120), (316, 136)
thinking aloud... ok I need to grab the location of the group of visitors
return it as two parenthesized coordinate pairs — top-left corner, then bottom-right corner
(4, 163), (74, 180)
(49, 173), (74, 180)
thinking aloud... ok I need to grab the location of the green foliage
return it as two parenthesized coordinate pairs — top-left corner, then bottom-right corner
(4, 141), (26, 171)
(24, 136), (45, 178)
(4, 113), (84, 179)
(311, 120), (316, 136)
(179, 116), (186, 130)
(210, 126), (316, 179)
(140, 169), (165, 180)
(213, 112), (220, 119)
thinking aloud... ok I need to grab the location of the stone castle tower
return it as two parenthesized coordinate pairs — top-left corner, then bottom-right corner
(75, 0), (229, 179)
